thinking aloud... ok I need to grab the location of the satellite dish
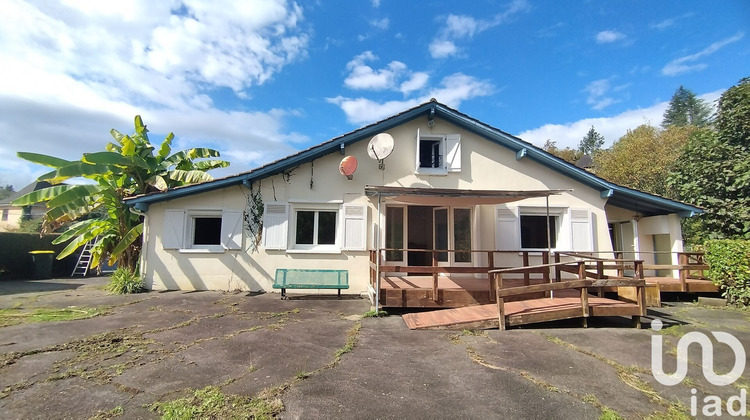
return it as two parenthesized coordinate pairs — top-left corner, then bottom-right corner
(339, 155), (358, 180)
(367, 133), (394, 169)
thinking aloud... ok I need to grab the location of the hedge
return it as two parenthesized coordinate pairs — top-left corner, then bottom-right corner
(704, 239), (750, 307)
(0, 232), (78, 279)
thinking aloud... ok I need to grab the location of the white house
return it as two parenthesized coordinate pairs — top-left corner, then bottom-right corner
(0, 181), (51, 232)
(125, 100), (700, 302)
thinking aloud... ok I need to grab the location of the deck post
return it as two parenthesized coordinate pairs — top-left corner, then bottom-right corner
(678, 253), (688, 292)
(577, 261), (586, 280)
(522, 252), (530, 285)
(489, 272), (497, 302)
(580, 287), (590, 328)
(542, 251), (550, 283)
(497, 297), (506, 330)
(432, 250), (439, 302)
(554, 252), (561, 282)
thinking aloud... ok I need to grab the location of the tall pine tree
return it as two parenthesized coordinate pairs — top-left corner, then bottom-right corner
(578, 126), (604, 156)
(662, 85), (714, 128)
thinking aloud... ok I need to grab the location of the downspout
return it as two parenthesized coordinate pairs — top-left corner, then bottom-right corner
(129, 206), (148, 281)
(632, 217), (641, 262)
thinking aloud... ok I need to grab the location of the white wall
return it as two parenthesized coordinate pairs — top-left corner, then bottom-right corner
(141, 116), (661, 292)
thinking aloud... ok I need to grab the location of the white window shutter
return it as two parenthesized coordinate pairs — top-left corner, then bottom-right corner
(570, 208), (593, 251)
(263, 202), (288, 250)
(495, 206), (519, 251)
(342, 204), (367, 251)
(221, 210), (243, 250)
(414, 128), (421, 171)
(163, 209), (185, 249)
(446, 134), (461, 172)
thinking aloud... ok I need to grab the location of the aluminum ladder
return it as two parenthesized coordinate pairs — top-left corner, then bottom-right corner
(71, 240), (95, 277)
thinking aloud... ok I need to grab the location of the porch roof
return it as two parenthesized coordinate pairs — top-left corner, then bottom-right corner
(364, 185), (569, 205)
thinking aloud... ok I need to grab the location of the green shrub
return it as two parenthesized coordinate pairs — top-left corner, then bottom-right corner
(704, 239), (750, 306)
(105, 267), (145, 294)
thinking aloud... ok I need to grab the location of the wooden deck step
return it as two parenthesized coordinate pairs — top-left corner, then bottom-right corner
(402, 305), (499, 330)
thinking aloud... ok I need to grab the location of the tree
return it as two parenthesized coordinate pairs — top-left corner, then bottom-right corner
(12, 116), (229, 271)
(578, 126), (604, 156)
(542, 139), (581, 164)
(668, 77), (750, 243)
(0, 185), (14, 201)
(662, 85), (714, 128)
(595, 124), (694, 198)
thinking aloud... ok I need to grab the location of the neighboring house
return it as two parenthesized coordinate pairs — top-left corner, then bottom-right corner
(124, 100), (700, 297)
(0, 181), (51, 232)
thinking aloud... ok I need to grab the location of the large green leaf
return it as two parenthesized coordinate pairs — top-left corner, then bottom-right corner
(52, 219), (102, 244)
(110, 223), (143, 262)
(145, 175), (168, 191)
(192, 160), (230, 171)
(167, 169), (213, 185)
(38, 162), (111, 181)
(16, 152), (70, 168)
(56, 226), (105, 260)
(10, 185), (76, 206)
(157, 133), (174, 160)
(47, 184), (106, 208)
(121, 135), (135, 156)
(164, 148), (221, 166)
(82, 151), (132, 166)
(46, 199), (97, 223)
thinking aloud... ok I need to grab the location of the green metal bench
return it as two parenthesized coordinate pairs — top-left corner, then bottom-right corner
(273, 269), (349, 299)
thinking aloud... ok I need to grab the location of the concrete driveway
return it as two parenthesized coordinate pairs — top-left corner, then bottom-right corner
(1, 277), (748, 419)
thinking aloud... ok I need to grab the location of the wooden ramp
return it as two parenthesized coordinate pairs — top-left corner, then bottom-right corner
(402, 293), (643, 330)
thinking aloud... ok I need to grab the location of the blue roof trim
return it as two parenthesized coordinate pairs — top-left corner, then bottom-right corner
(124, 101), (702, 217)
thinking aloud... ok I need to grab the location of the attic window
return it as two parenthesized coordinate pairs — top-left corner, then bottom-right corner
(415, 129), (461, 175)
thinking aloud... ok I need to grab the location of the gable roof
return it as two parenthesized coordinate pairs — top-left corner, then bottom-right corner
(124, 100), (701, 217)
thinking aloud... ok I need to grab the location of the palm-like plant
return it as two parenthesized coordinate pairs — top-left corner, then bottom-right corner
(12, 116), (229, 271)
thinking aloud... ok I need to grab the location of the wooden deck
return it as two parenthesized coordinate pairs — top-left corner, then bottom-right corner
(380, 275), (545, 308)
(644, 277), (717, 293)
(402, 289), (642, 330)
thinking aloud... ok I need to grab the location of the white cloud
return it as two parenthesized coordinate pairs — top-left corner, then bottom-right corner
(595, 30), (626, 44)
(0, 0), (311, 188)
(328, 73), (493, 125)
(371, 0), (381, 7)
(400, 72), (430, 95)
(517, 90), (722, 150)
(370, 17), (390, 30)
(662, 32), (745, 76)
(584, 78), (626, 111)
(429, 40), (459, 58)
(429, 1), (530, 58)
(650, 13), (693, 31)
(343, 52), (431, 95)
(344, 52), (409, 91)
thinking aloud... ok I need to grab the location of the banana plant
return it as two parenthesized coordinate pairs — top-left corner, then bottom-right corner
(12, 116), (229, 271)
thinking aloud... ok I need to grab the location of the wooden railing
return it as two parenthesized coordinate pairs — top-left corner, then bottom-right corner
(557, 251), (709, 292)
(369, 249), (551, 302)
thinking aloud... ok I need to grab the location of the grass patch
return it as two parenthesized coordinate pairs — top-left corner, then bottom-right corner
(334, 321), (361, 362)
(260, 308), (301, 319)
(362, 309), (389, 318)
(149, 386), (282, 420)
(657, 325), (688, 338)
(89, 405), (124, 419)
(645, 403), (691, 420)
(0, 306), (111, 327)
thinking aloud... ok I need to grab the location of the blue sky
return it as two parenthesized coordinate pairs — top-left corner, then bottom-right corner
(0, 0), (747, 189)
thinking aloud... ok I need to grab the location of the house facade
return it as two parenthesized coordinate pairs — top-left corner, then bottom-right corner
(0, 181), (51, 232)
(125, 101), (700, 296)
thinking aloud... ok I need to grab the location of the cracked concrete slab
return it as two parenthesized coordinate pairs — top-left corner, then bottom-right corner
(1, 277), (748, 419)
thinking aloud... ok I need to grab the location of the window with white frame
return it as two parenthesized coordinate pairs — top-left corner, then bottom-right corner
(415, 129), (461, 174)
(520, 215), (559, 249)
(162, 209), (243, 252)
(294, 209), (337, 248)
(262, 202), (367, 253)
